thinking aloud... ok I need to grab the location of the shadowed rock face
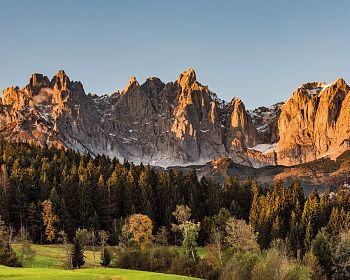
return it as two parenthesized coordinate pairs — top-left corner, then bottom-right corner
(0, 69), (349, 168)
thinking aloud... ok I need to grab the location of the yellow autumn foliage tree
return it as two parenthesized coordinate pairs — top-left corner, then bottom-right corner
(42, 200), (58, 242)
(128, 214), (153, 249)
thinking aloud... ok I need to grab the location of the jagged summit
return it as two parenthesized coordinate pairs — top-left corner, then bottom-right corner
(177, 68), (197, 86)
(331, 77), (349, 90)
(297, 82), (329, 94)
(0, 72), (349, 168)
(29, 73), (49, 86)
(55, 70), (66, 77)
(122, 76), (140, 93)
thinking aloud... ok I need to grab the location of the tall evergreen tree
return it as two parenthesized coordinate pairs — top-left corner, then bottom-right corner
(71, 238), (85, 269)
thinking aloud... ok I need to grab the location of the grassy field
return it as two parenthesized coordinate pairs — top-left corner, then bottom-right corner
(12, 243), (206, 268)
(4, 244), (201, 280)
(12, 243), (102, 268)
(0, 266), (200, 280)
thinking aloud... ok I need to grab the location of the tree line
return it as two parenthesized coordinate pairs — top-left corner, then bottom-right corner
(0, 140), (350, 279)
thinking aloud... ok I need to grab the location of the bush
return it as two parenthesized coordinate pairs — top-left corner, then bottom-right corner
(100, 247), (111, 268)
(302, 251), (326, 280)
(114, 249), (144, 270)
(197, 258), (221, 280)
(114, 246), (178, 273)
(220, 251), (258, 280)
(145, 246), (178, 272)
(251, 248), (310, 280)
(311, 229), (332, 277)
(332, 230), (350, 280)
(169, 254), (199, 277)
(0, 242), (22, 267)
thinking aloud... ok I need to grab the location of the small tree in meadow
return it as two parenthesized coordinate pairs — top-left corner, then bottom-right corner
(100, 246), (111, 268)
(181, 221), (200, 262)
(127, 214), (154, 250)
(71, 238), (85, 269)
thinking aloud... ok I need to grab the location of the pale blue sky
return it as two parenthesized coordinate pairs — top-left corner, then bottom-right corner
(1, 0), (349, 109)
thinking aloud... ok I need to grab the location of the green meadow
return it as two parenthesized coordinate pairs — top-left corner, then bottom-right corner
(0, 244), (200, 280)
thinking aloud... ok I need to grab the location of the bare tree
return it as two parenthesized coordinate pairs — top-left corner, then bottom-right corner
(58, 231), (72, 269)
(16, 226), (36, 266)
(0, 216), (7, 243)
(7, 225), (15, 245)
(225, 217), (258, 252)
(90, 229), (97, 268)
(208, 227), (224, 267)
(98, 230), (109, 266)
(155, 226), (169, 246)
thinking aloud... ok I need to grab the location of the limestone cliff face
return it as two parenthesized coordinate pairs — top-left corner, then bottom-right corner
(0, 69), (349, 168)
(226, 97), (258, 151)
(275, 79), (350, 165)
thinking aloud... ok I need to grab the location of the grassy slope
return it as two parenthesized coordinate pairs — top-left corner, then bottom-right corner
(0, 266), (199, 280)
(12, 244), (206, 268)
(6, 244), (200, 280)
(13, 243), (102, 268)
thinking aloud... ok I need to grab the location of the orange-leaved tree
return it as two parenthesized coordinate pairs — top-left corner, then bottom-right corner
(127, 214), (153, 250)
(41, 200), (58, 242)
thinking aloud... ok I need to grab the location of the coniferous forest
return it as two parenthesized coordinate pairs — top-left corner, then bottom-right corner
(1, 140), (350, 279)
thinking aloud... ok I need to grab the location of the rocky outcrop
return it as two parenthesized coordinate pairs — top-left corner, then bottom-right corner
(249, 102), (282, 143)
(0, 69), (349, 168)
(275, 79), (350, 165)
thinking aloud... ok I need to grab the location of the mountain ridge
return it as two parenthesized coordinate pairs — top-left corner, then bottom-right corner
(1, 69), (349, 169)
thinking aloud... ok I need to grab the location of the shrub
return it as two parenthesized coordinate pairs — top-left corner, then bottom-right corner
(332, 230), (350, 280)
(220, 251), (259, 280)
(145, 246), (178, 272)
(302, 251), (326, 280)
(100, 247), (111, 268)
(169, 254), (199, 277)
(251, 248), (310, 280)
(311, 229), (332, 277)
(114, 246), (178, 272)
(0, 242), (22, 267)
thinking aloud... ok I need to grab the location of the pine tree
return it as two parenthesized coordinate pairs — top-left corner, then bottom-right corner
(96, 175), (111, 230)
(327, 207), (342, 236)
(100, 246), (111, 268)
(311, 228), (332, 279)
(0, 216), (22, 267)
(287, 210), (302, 256)
(71, 238), (85, 269)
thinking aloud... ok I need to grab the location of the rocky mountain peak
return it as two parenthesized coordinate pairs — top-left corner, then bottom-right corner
(249, 102), (282, 144)
(141, 77), (165, 109)
(122, 76), (140, 93)
(29, 73), (50, 88)
(55, 70), (67, 77)
(276, 78), (350, 165)
(0, 72), (349, 169)
(177, 68), (197, 88)
(51, 70), (70, 91)
(330, 78), (349, 92)
(141, 77), (165, 89)
(230, 97), (243, 107)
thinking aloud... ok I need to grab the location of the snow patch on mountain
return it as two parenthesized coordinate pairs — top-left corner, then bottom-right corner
(248, 102), (282, 144)
(249, 143), (277, 153)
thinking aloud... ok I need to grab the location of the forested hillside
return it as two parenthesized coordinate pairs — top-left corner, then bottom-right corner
(0, 140), (350, 279)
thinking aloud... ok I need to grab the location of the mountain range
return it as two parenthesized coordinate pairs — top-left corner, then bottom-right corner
(1, 69), (350, 188)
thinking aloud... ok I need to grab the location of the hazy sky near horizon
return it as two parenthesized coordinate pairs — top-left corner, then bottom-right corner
(1, 0), (349, 109)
